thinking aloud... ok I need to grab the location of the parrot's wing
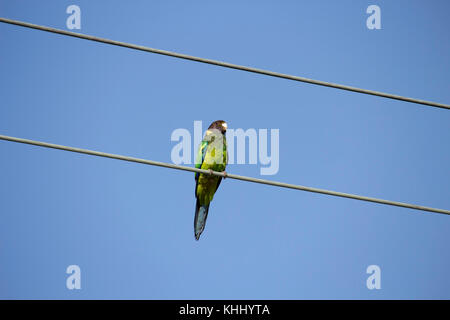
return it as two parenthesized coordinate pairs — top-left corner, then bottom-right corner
(214, 137), (228, 192)
(195, 140), (208, 177)
(194, 139), (209, 196)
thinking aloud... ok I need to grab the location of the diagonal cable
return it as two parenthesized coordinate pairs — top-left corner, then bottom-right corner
(0, 134), (448, 215)
(0, 17), (449, 110)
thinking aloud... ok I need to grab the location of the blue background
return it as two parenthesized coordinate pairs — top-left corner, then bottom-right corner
(0, 0), (449, 299)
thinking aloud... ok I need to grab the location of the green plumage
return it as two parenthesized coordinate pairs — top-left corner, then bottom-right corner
(194, 120), (228, 240)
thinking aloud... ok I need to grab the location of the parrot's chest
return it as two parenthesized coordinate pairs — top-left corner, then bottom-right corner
(203, 138), (226, 170)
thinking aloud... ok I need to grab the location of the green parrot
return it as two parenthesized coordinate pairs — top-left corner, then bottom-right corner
(194, 120), (228, 240)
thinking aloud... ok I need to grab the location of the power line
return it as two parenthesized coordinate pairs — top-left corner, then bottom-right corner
(0, 134), (448, 216)
(1, 17), (449, 110)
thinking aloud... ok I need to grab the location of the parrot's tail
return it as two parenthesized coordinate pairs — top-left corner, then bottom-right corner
(194, 199), (210, 240)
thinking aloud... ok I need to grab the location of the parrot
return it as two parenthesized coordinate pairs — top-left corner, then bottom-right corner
(194, 120), (228, 240)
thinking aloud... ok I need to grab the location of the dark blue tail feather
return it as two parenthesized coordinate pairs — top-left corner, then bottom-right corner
(194, 199), (210, 240)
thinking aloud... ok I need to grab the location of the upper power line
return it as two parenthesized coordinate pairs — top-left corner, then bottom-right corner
(0, 134), (448, 216)
(0, 17), (449, 110)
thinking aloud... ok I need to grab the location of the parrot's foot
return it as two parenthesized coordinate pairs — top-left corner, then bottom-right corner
(223, 171), (228, 179)
(208, 169), (214, 176)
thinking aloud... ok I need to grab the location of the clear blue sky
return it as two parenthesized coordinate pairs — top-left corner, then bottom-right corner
(0, 0), (449, 299)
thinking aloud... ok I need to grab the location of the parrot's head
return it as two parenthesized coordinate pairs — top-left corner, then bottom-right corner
(208, 120), (227, 135)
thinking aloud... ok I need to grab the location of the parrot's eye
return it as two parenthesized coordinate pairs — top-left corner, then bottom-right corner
(222, 122), (227, 130)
